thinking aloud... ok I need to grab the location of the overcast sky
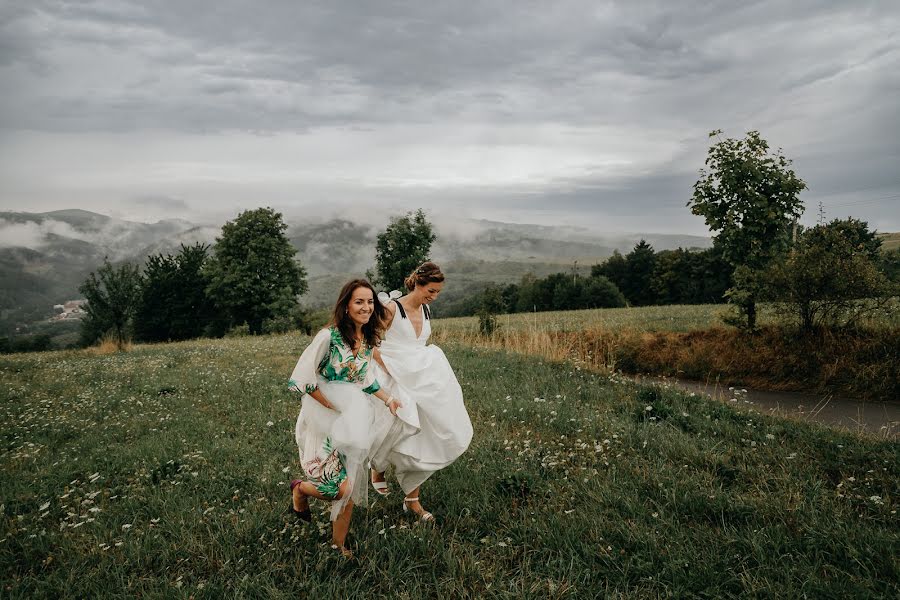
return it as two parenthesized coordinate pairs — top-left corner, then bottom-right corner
(0, 0), (898, 235)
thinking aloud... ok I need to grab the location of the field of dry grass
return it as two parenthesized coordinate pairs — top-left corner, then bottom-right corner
(432, 304), (900, 400)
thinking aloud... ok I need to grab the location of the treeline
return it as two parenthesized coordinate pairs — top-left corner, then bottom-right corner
(448, 242), (732, 318)
(592, 243), (731, 307)
(0, 334), (53, 354)
(75, 207), (310, 350)
(2, 206), (438, 353)
(457, 217), (899, 330)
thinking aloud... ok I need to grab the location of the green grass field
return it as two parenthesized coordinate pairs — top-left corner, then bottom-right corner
(879, 232), (900, 252)
(2, 334), (898, 598)
(435, 304), (732, 336)
(433, 301), (900, 337)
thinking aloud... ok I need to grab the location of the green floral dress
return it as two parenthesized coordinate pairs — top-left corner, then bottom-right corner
(289, 327), (380, 500)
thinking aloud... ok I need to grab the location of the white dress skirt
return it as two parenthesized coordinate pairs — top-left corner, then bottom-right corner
(369, 300), (473, 493)
(289, 327), (383, 521)
(295, 380), (376, 520)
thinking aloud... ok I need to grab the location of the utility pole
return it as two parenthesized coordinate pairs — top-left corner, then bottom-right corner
(817, 201), (826, 226)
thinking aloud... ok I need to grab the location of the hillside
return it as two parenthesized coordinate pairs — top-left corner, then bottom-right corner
(1, 210), (713, 327)
(1, 335), (896, 596)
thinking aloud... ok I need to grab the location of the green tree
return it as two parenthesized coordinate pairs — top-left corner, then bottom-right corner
(515, 273), (539, 313)
(622, 240), (658, 306)
(368, 209), (436, 291)
(500, 283), (520, 313)
(689, 130), (806, 329)
(879, 247), (900, 283)
(583, 275), (627, 308)
(135, 243), (216, 342)
(205, 208), (307, 335)
(651, 249), (689, 305)
(79, 258), (143, 348)
(802, 218), (882, 261)
(650, 247), (731, 305)
(477, 284), (505, 335)
(591, 250), (627, 292)
(764, 222), (895, 331)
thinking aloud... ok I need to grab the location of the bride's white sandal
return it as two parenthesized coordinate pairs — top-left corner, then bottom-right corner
(370, 469), (390, 496)
(402, 497), (434, 522)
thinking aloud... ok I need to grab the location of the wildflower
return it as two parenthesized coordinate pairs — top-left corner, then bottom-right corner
(645, 405), (653, 412)
(39, 501), (50, 511)
(266, 421), (274, 427)
(869, 496), (884, 505)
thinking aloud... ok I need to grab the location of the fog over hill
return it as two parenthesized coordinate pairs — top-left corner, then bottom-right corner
(1, 209), (713, 329)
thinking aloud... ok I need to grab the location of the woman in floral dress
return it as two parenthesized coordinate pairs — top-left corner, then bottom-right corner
(288, 279), (401, 556)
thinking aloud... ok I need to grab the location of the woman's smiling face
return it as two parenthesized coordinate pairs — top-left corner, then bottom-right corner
(417, 281), (444, 304)
(348, 285), (375, 327)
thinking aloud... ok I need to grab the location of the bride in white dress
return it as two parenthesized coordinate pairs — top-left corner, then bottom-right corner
(369, 262), (473, 521)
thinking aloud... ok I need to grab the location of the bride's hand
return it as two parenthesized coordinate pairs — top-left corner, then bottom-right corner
(386, 398), (402, 417)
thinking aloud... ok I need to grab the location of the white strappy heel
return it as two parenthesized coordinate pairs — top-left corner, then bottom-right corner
(402, 497), (434, 522)
(370, 469), (390, 496)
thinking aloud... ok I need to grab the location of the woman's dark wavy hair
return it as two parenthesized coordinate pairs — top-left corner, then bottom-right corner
(331, 279), (385, 349)
(404, 261), (445, 291)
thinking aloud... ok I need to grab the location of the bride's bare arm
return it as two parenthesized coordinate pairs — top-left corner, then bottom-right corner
(382, 300), (397, 327)
(373, 347), (390, 373)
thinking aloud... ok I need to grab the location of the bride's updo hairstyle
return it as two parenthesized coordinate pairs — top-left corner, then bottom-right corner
(404, 261), (445, 291)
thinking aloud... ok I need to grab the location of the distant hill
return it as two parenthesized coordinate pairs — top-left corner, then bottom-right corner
(0, 209), (712, 332)
(878, 232), (900, 252)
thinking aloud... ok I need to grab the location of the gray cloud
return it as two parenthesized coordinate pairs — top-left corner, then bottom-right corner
(0, 0), (898, 232)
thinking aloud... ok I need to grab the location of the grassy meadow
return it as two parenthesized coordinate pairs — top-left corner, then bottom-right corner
(432, 304), (900, 400)
(433, 302), (900, 337)
(1, 333), (898, 598)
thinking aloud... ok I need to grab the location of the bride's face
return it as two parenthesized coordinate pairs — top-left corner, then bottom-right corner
(417, 281), (444, 304)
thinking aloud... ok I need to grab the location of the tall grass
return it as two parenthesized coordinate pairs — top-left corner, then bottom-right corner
(1, 334), (897, 597)
(436, 304), (734, 336)
(435, 302), (900, 337)
(432, 304), (900, 400)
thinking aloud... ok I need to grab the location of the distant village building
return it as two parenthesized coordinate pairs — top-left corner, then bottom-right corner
(50, 300), (87, 322)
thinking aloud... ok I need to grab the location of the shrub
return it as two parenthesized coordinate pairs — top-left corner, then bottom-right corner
(763, 224), (896, 331)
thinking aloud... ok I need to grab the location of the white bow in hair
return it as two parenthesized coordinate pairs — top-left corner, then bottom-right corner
(377, 289), (402, 304)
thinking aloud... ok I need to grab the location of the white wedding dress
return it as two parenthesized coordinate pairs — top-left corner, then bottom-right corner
(370, 299), (473, 493)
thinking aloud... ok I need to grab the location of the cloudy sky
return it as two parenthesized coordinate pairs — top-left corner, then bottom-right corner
(0, 0), (898, 234)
